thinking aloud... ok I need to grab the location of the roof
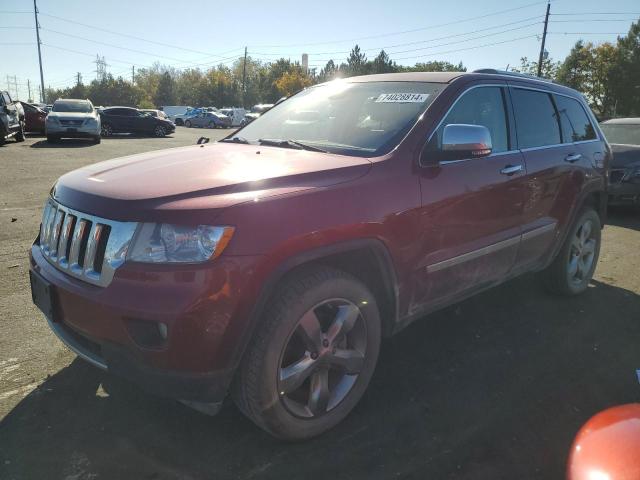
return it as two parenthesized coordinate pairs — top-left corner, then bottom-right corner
(601, 118), (640, 125)
(345, 72), (464, 83)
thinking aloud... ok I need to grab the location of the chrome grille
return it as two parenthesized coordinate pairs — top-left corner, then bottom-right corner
(59, 119), (84, 126)
(38, 199), (138, 287)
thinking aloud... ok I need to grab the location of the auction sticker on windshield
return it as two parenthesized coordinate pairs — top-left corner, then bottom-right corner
(375, 93), (429, 103)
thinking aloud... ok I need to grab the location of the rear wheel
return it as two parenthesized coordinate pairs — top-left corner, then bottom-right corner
(541, 207), (601, 295)
(233, 267), (381, 440)
(184, 120), (192, 128)
(154, 125), (166, 137)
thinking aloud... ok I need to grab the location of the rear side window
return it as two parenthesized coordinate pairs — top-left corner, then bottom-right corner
(555, 95), (597, 142)
(511, 88), (561, 149)
(435, 86), (509, 153)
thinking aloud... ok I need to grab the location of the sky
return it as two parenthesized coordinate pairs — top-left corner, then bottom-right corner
(1, 0), (638, 102)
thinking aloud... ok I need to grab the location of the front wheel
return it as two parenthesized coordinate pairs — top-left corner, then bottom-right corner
(541, 207), (601, 295)
(15, 123), (25, 142)
(154, 125), (166, 137)
(233, 267), (381, 440)
(101, 123), (113, 137)
(184, 120), (192, 128)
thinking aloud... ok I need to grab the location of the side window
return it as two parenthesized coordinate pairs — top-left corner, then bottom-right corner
(554, 95), (597, 142)
(0, 92), (10, 106)
(435, 86), (509, 153)
(511, 88), (561, 149)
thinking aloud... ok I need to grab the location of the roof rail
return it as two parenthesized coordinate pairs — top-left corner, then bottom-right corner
(472, 68), (554, 83)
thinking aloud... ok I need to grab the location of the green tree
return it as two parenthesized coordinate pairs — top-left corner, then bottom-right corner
(346, 45), (368, 76)
(275, 70), (313, 97)
(154, 71), (176, 106)
(404, 61), (466, 72)
(511, 56), (560, 79)
(371, 50), (397, 74)
(609, 20), (640, 116)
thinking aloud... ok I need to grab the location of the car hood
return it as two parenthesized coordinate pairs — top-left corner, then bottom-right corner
(610, 143), (640, 168)
(52, 142), (372, 223)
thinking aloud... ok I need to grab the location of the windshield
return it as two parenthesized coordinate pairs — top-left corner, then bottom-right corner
(52, 100), (93, 113)
(601, 123), (640, 145)
(234, 80), (442, 157)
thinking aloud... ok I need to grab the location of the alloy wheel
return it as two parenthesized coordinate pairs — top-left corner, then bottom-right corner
(101, 124), (112, 137)
(278, 299), (367, 418)
(568, 219), (597, 285)
(154, 126), (166, 137)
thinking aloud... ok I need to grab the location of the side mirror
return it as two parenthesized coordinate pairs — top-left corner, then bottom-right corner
(441, 124), (492, 160)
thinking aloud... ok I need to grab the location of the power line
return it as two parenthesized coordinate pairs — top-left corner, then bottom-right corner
(250, 1), (550, 48)
(251, 16), (543, 56)
(550, 18), (639, 22)
(37, 11), (243, 59)
(551, 12), (640, 15)
(548, 31), (628, 34)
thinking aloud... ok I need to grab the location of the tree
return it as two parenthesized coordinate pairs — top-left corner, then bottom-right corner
(512, 56), (559, 79)
(154, 71), (176, 106)
(318, 60), (338, 82)
(275, 70), (313, 97)
(609, 20), (640, 116)
(371, 50), (397, 74)
(556, 42), (617, 117)
(404, 61), (466, 72)
(346, 45), (368, 76)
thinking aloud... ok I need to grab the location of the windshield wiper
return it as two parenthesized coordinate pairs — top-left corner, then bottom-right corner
(258, 138), (328, 153)
(221, 136), (250, 144)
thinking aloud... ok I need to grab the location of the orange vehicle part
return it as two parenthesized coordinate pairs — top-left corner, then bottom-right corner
(568, 404), (640, 480)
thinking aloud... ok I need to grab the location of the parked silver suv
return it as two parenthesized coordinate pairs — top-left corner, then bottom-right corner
(46, 99), (101, 144)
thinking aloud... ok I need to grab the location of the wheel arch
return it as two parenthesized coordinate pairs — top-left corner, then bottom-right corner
(228, 238), (400, 382)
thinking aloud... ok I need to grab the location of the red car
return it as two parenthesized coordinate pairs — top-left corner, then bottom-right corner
(29, 70), (610, 439)
(20, 102), (47, 134)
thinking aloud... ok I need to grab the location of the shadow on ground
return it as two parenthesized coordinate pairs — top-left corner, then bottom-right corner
(30, 139), (98, 149)
(2, 275), (640, 480)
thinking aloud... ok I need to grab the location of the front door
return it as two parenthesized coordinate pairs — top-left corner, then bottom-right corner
(414, 84), (526, 310)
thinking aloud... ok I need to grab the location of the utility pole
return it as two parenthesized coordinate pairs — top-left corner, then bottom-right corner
(537, 1), (551, 77)
(132, 65), (135, 84)
(242, 46), (247, 108)
(33, 0), (45, 102)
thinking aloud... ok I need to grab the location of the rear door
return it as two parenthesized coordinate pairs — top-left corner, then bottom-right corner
(415, 83), (526, 307)
(509, 85), (581, 269)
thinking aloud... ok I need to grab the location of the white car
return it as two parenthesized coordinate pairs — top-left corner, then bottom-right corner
(45, 99), (101, 144)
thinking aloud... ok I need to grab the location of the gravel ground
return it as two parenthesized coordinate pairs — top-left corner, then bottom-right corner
(1, 129), (639, 480)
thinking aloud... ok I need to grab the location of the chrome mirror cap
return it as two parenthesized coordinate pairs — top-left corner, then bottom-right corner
(442, 124), (493, 158)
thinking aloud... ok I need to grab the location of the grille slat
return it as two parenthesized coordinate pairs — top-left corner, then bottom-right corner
(38, 200), (138, 287)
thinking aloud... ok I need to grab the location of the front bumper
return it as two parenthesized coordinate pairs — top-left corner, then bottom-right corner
(46, 122), (100, 138)
(30, 243), (262, 404)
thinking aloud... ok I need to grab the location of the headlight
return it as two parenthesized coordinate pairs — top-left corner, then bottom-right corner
(84, 117), (98, 125)
(127, 223), (234, 263)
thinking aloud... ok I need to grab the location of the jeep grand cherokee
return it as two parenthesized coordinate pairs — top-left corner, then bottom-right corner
(29, 71), (610, 440)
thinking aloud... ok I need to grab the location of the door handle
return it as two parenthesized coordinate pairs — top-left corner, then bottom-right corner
(564, 153), (582, 163)
(500, 164), (524, 175)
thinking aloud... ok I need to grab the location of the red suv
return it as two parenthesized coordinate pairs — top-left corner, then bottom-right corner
(29, 71), (609, 439)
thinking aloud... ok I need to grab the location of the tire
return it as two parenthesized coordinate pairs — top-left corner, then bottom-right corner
(101, 123), (113, 137)
(46, 135), (58, 143)
(154, 125), (166, 137)
(207, 121), (215, 129)
(232, 266), (381, 440)
(0, 133), (5, 146)
(15, 123), (25, 142)
(184, 120), (192, 128)
(175, 118), (184, 126)
(541, 207), (601, 296)
(93, 136), (101, 144)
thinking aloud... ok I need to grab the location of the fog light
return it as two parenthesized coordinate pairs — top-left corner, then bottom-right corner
(158, 322), (168, 340)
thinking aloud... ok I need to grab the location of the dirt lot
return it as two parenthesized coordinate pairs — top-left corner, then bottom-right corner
(1, 130), (639, 480)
